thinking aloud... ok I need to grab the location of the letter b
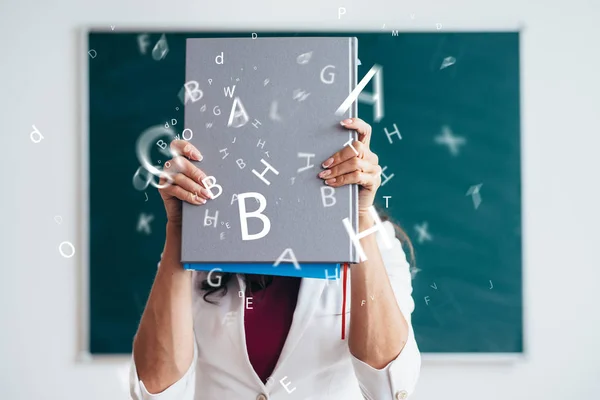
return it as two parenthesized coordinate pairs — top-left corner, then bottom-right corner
(321, 186), (336, 207)
(183, 80), (203, 104)
(238, 192), (271, 241)
(202, 176), (223, 199)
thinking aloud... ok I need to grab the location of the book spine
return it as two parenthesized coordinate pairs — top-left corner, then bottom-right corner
(350, 37), (360, 264)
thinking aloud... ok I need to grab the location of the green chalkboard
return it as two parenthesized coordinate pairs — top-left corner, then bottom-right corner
(86, 30), (522, 354)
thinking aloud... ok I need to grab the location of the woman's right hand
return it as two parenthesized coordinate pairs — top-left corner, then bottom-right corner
(158, 140), (213, 226)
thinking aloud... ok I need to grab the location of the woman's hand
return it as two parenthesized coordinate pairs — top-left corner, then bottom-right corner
(159, 140), (213, 226)
(318, 118), (382, 216)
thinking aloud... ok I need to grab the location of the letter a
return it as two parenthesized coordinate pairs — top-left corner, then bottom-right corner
(335, 65), (384, 122)
(273, 248), (300, 270)
(238, 192), (271, 240)
(227, 97), (249, 128)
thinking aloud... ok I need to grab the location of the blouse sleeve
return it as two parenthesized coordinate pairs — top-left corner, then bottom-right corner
(129, 339), (198, 400)
(350, 221), (422, 400)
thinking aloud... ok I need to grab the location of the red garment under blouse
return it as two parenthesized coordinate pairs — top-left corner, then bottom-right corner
(244, 275), (302, 383)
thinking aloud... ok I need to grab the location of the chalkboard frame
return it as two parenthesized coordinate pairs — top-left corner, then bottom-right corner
(77, 26), (525, 362)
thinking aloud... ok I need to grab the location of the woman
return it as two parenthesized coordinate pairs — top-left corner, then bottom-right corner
(129, 118), (421, 400)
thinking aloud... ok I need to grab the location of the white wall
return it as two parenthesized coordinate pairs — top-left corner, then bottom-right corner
(1, 0), (599, 398)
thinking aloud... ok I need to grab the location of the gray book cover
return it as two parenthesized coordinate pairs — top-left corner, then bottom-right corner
(182, 37), (359, 264)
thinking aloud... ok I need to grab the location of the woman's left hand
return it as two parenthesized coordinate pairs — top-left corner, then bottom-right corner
(319, 118), (382, 216)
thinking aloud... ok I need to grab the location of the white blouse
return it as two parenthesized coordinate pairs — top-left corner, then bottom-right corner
(129, 221), (421, 400)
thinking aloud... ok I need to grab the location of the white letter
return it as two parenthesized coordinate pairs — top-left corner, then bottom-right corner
(202, 176), (223, 199)
(137, 34), (150, 54)
(58, 241), (76, 258)
(252, 32), (258, 39)
(137, 213), (154, 235)
(236, 158), (246, 169)
(436, 23), (442, 30)
(338, 7), (346, 19)
(380, 166), (395, 186)
(215, 51), (224, 64)
(151, 34), (169, 61)
(224, 85), (236, 98)
(156, 139), (167, 150)
(342, 206), (392, 261)
(252, 119), (262, 129)
(30, 125), (44, 143)
(335, 65), (384, 122)
(238, 192), (271, 241)
(343, 138), (359, 156)
(246, 297), (253, 309)
(392, 30), (399, 36)
(297, 152), (316, 173)
(324, 268), (340, 286)
(252, 159), (280, 186)
(321, 186), (336, 207)
(132, 166), (153, 191)
(383, 195), (391, 208)
(183, 80), (203, 104)
(320, 65), (336, 84)
(273, 248), (300, 270)
(227, 97), (249, 128)
(280, 376), (297, 394)
(257, 139), (266, 148)
(213, 106), (221, 115)
(204, 209), (219, 228)
(207, 268), (223, 287)
(361, 300), (366, 306)
(182, 129), (193, 140)
(425, 296), (431, 305)
(384, 123), (402, 144)
(231, 193), (238, 204)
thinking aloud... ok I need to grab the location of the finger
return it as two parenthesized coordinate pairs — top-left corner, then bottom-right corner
(321, 140), (367, 169)
(318, 157), (377, 181)
(166, 156), (210, 189)
(162, 183), (207, 205)
(170, 140), (203, 161)
(323, 169), (379, 189)
(171, 173), (213, 200)
(340, 117), (372, 147)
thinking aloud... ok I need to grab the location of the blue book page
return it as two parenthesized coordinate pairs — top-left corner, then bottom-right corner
(184, 263), (340, 279)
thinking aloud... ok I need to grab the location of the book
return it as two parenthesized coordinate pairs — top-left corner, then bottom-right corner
(181, 36), (359, 272)
(184, 263), (341, 279)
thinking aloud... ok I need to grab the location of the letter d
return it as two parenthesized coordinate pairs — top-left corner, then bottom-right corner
(215, 51), (224, 64)
(30, 125), (44, 143)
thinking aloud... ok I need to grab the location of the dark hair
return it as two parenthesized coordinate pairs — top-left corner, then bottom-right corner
(197, 204), (415, 304)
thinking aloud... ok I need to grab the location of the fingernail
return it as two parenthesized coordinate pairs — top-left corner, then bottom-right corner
(322, 158), (334, 168)
(340, 118), (353, 126)
(201, 188), (212, 199)
(194, 193), (206, 205)
(319, 170), (331, 178)
(325, 178), (336, 185)
(193, 151), (202, 161)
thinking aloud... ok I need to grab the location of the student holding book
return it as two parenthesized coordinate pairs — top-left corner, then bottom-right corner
(130, 118), (421, 400)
